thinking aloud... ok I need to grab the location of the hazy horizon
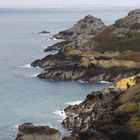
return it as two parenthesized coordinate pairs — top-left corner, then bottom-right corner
(0, 0), (140, 8)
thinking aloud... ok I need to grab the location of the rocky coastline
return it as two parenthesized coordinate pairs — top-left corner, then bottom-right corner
(31, 9), (140, 83)
(16, 9), (140, 140)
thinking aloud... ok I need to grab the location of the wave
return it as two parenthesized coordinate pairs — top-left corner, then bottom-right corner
(100, 81), (110, 84)
(48, 37), (57, 41)
(19, 64), (33, 69)
(30, 73), (39, 78)
(53, 109), (66, 119)
(77, 80), (88, 84)
(65, 100), (82, 105)
(14, 124), (19, 129)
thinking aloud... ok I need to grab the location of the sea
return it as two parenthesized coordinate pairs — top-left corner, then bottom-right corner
(0, 7), (135, 140)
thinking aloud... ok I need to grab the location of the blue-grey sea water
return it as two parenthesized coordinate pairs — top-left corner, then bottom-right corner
(0, 7), (134, 140)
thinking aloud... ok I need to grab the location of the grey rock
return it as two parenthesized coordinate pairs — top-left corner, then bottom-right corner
(16, 123), (62, 140)
(53, 15), (105, 40)
(115, 9), (140, 28)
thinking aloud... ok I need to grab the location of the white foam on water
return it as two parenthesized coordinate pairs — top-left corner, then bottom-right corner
(53, 109), (67, 119)
(57, 119), (63, 123)
(52, 38), (57, 41)
(19, 64), (33, 69)
(44, 46), (47, 49)
(100, 81), (110, 84)
(30, 73), (39, 78)
(14, 124), (19, 129)
(77, 80), (88, 84)
(65, 100), (82, 105)
(48, 37), (57, 41)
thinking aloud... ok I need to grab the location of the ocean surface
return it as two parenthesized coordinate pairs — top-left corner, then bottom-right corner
(0, 7), (134, 140)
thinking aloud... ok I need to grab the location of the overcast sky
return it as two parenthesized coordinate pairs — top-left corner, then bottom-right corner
(0, 0), (140, 7)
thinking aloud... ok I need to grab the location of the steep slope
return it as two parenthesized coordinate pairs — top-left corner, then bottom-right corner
(62, 74), (140, 140)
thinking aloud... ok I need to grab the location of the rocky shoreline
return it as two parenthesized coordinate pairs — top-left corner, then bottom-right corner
(16, 9), (140, 140)
(31, 9), (140, 83)
(16, 74), (140, 140)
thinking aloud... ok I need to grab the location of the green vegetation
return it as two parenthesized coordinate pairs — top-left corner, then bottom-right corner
(127, 30), (140, 42)
(117, 102), (139, 113)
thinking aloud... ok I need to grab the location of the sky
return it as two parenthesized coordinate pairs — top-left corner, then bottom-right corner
(0, 0), (140, 7)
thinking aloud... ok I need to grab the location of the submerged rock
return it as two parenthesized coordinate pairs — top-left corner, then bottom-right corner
(37, 31), (50, 34)
(16, 123), (62, 140)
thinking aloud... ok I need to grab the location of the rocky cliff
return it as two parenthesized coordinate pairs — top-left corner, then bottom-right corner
(62, 74), (140, 140)
(53, 15), (105, 40)
(45, 15), (105, 52)
(17, 8), (140, 140)
(16, 74), (140, 140)
(32, 9), (140, 83)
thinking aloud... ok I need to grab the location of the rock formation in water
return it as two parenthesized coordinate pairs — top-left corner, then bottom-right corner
(16, 123), (62, 140)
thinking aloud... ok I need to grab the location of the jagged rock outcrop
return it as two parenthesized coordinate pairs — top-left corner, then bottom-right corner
(62, 74), (140, 140)
(45, 15), (105, 52)
(115, 9), (140, 28)
(16, 123), (62, 140)
(32, 9), (140, 83)
(32, 51), (140, 82)
(53, 15), (105, 40)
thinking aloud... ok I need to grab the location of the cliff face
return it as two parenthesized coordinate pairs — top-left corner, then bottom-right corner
(33, 53), (140, 82)
(32, 9), (140, 83)
(62, 74), (140, 140)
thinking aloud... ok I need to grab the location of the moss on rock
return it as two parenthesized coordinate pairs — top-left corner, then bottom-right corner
(66, 49), (82, 56)
(128, 116), (140, 138)
(117, 102), (139, 113)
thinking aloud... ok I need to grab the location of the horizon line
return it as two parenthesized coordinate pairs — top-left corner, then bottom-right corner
(0, 5), (139, 9)
(0, 4), (139, 8)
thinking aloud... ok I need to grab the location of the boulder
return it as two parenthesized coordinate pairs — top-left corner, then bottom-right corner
(16, 123), (62, 140)
(37, 31), (50, 34)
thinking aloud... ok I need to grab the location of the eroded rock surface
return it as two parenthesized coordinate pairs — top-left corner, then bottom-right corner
(53, 15), (105, 40)
(32, 9), (140, 83)
(16, 123), (62, 140)
(62, 74), (140, 140)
